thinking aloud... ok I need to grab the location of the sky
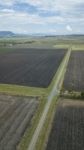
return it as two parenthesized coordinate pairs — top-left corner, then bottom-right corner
(0, 0), (84, 34)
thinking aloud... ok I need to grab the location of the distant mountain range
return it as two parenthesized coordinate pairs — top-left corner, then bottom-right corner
(0, 31), (15, 37)
(0, 31), (84, 38)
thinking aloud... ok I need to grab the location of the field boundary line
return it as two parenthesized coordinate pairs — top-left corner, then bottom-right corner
(27, 48), (71, 150)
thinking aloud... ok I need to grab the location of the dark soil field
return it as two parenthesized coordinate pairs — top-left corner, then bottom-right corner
(0, 94), (38, 150)
(63, 51), (84, 91)
(0, 48), (66, 88)
(46, 99), (84, 150)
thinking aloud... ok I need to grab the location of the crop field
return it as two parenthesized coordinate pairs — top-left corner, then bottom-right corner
(0, 94), (39, 150)
(46, 99), (84, 150)
(0, 48), (66, 88)
(63, 51), (84, 91)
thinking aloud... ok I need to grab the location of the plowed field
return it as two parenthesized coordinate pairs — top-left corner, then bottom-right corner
(0, 48), (66, 87)
(64, 51), (84, 91)
(46, 99), (84, 150)
(0, 94), (38, 150)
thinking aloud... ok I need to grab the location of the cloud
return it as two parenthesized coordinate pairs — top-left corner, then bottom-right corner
(0, 0), (84, 34)
(66, 25), (72, 32)
(0, 0), (13, 6)
(0, 9), (15, 13)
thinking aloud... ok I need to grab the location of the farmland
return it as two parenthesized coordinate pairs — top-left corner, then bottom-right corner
(46, 49), (84, 150)
(0, 37), (84, 150)
(63, 51), (84, 91)
(0, 48), (66, 88)
(46, 99), (84, 150)
(0, 94), (39, 150)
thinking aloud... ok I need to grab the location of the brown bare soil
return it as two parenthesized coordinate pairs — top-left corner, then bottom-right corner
(0, 48), (66, 87)
(64, 51), (84, 91)
(0, 94), (39, 150)
(46, 98), (84, 150)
